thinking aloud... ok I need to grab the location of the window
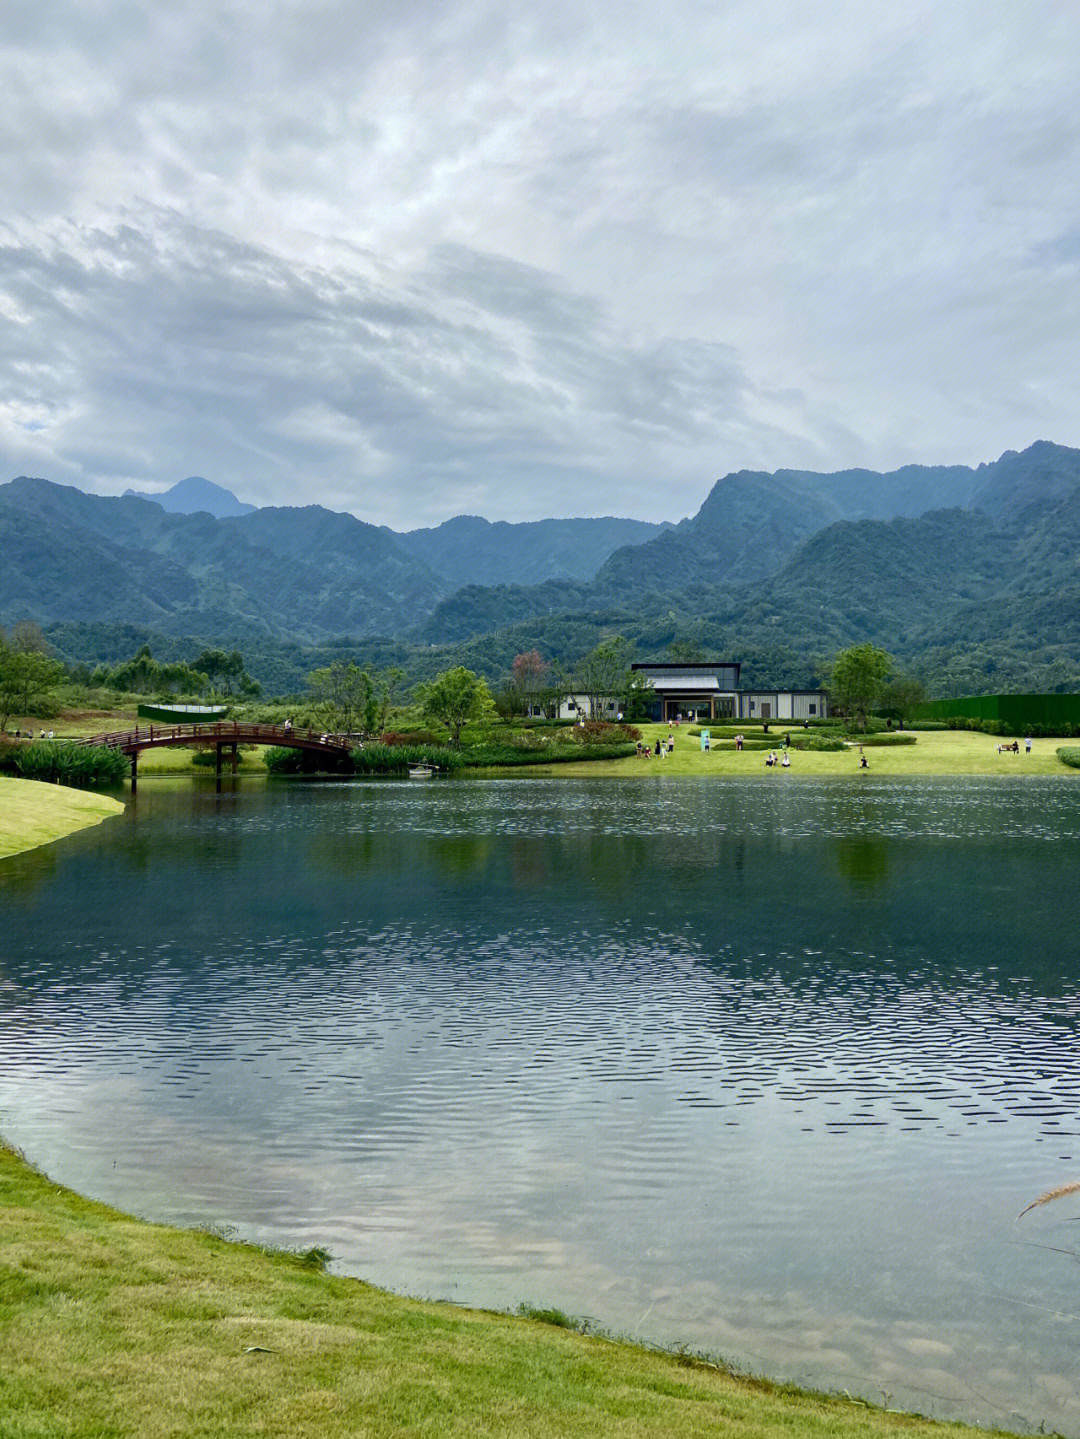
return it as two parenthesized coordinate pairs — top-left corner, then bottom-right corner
(809, 703), (817, 715)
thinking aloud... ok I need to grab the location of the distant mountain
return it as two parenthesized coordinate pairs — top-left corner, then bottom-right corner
(123, 475), (257, 518)
(8, 441), (1080, 697)
(393, 514), (667, 588)
(0, 479), (447, 642)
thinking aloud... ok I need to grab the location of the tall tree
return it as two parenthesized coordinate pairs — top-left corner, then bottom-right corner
(307, 661), (373, 734)
(827, 643), (893, 730)
(417, 667), (495, 747)
(575, 639), (633, 719)
(0, 645), (65, 731)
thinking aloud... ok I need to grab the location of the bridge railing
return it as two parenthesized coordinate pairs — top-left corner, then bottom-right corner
(71, 722), (358, 753)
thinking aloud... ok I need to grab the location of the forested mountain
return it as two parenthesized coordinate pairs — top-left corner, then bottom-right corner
(0, 479), (448, 641)
(393, 514), (667, 588)
(7, 440), (1080, 695)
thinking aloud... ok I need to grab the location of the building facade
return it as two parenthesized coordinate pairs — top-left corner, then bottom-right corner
(628, 662), (829, 723)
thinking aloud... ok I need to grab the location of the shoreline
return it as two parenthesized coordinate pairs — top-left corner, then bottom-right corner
(0, 775), (125, 861)
(0, 1140), (1014, 1438)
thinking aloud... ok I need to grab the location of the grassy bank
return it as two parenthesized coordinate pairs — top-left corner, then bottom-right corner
(0, 1144), (1006, 1439)
(0, 776), (125, 859)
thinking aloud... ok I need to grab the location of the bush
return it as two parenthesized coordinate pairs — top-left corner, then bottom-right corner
(5, 741), (130, 788)
(378, 730), (443, 747)
(791, 736), (848, 752)
(462, 742), (638, 768)
(575, 720), (641, 744)
(350, 744), (465, 774)
(1058, 747), (1080, 770)
(858, 733), (917, 747)
(263, 745), (355, 774)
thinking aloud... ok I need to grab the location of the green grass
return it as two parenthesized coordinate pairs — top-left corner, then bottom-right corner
(0, 777), (125, 860)
(0, 1143), (1011, 1438)
(514, 725), (1080, 778)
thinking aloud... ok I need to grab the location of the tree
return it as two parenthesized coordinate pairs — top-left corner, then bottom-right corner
(416, 666), (495, 747)
(307, 661), (374, 734)
(878, 674), (925, 720)
(191, 648), (259, 696)
(826, 643), (893, 730)
(0, 646), (65, 731)
(575, 639), (633, 720)
(511, 651), (549, 715)
(376, 667), (407, 733)
(9, 620), (51, 655)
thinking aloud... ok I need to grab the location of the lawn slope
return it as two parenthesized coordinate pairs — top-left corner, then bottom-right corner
(0, 776), (124, 859)
(0, 1144), (1011, 1439)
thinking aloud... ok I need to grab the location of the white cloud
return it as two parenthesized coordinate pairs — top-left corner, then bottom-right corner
(2, 0), (1079, 521)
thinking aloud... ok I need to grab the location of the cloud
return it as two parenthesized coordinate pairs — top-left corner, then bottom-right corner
(2, 1), (1080, 520)
(0, 211), (786, 524)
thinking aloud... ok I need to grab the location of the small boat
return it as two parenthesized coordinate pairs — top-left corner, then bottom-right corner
(408, 764), (436, 779)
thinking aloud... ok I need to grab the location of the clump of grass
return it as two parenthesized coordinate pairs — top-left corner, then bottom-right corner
(2, 741), (130, 788)
(516, 1303), (582, 1330)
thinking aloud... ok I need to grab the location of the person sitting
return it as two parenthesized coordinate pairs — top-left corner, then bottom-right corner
(859, 753), (869, 769)
(781, 752), (791, 768)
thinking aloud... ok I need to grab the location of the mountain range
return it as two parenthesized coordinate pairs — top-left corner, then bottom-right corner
(4, 440), (1080, 694)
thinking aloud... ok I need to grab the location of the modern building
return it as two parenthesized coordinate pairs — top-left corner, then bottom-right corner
(628, 662), (829, 723)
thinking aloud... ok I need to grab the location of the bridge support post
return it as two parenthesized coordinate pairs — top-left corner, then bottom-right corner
(215, 744), (223, 779)
(130, 751), (138, 791)
(230, 744), (238, 776)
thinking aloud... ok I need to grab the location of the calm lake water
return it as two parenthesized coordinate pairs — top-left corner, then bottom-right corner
(3, 775), (1080, 1432)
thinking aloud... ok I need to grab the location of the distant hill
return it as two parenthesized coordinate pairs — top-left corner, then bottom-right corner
(123, 476), (257, 518)
(8, 441), (1080, 696)
(393, 514), (667, 588)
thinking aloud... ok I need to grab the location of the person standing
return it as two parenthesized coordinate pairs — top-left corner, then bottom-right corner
(1025, 734), (1033, 754)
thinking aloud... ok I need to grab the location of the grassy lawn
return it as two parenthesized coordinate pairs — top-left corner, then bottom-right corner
(0, 776), (125, 859)
(517, 726), (1078, 779)
(0, 1144), (1008, 1439)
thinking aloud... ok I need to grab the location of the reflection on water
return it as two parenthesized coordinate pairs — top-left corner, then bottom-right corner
(3, 776), (1080, 1433)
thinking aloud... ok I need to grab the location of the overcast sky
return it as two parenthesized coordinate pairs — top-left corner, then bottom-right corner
(3, 1), (1079, 527)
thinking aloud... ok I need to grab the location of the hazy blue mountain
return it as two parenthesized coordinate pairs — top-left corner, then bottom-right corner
(393, 514), (667, 588)
(123, 475), (257, 517)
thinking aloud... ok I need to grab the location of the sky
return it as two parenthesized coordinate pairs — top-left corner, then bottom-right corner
(3, 1), (1079, 529)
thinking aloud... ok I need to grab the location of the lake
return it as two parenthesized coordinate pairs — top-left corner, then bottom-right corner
(3, 775), (1080, 1433)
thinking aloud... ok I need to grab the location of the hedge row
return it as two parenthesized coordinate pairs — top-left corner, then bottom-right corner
(914, 693), (1080, 736)
(1057, 747), (1080, 770)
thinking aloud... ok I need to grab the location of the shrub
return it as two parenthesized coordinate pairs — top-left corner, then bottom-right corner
(350, 744), (464, 774)
(7, 741), (130, 788)
(462, 742), (638, 767)
(263, 745), (355, 774)
(575, 720), (641, 744)
(1058, 747), (1080, 770)
(858, 733), (917, 747)
(378, 730), (443, 747)
(791, 736), (848, 752)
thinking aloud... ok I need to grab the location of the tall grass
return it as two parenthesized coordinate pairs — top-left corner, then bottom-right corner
(3, 741), (130, 788)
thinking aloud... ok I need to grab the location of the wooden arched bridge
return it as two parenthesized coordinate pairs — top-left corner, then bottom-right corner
(77, 721), (356, 786)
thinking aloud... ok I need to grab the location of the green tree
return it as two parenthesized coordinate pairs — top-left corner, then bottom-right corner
(827, 643), (893, 730)
(575, 638), (633, 720)
(0, 646), (65, 731)
(307, 661), (374, 734)
(878, 673), (925, 720)
(376, 667), (407, 733)
(416, 666), (495, 747)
